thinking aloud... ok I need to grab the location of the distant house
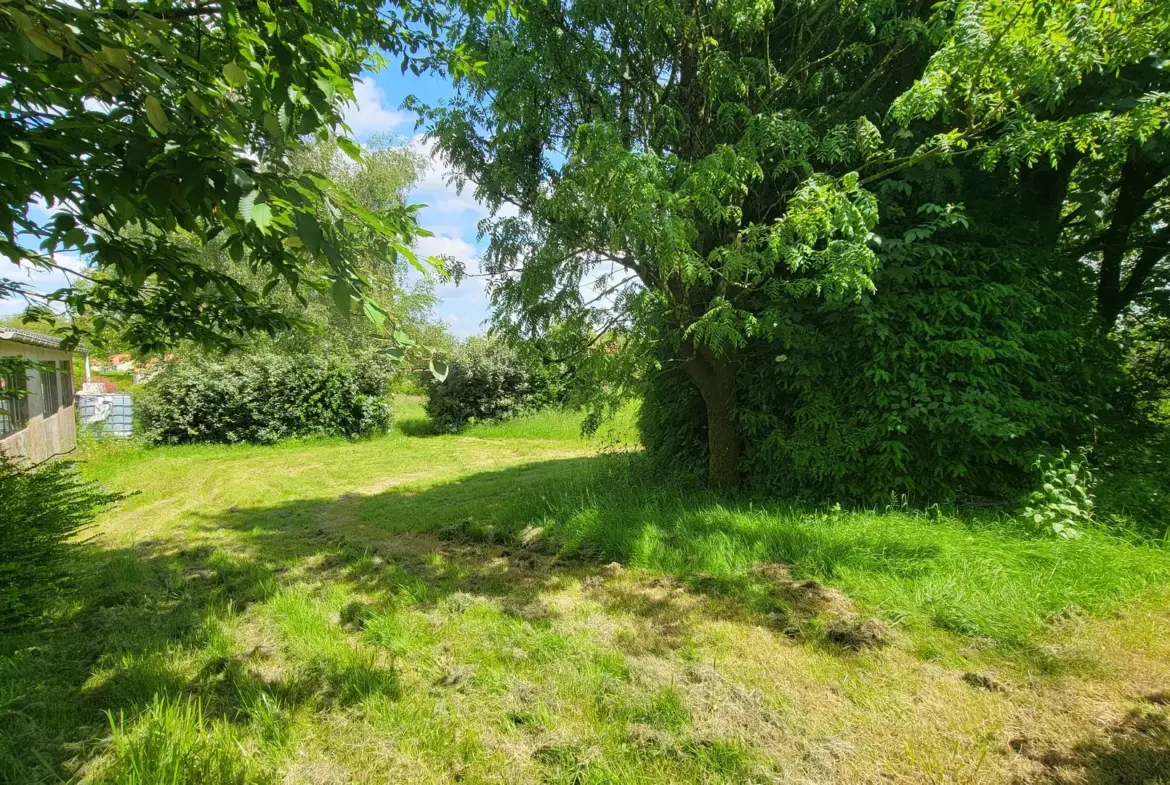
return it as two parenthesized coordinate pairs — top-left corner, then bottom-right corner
(91, 353), (134, 374)
(104, 353), (134, 372)
(0, 328), (80, 465)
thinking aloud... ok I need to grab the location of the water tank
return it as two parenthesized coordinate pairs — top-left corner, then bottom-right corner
(77, 392), (134, 439)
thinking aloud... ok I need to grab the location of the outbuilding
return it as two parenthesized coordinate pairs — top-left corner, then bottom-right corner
(0, 327), (80, 465)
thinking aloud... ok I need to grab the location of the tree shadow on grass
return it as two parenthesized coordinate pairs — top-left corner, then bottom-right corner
(1014, 702), (1170, 784)
(0, 458), (600, 781)
(394, 415), (436, 437)
(0, 453), (1083, 781)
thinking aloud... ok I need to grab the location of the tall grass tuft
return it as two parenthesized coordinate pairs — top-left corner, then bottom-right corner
(92, 696), (269, 785)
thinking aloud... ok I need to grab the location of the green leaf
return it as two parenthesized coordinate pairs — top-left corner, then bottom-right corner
(239, 190), (258, 223)
(331, 279), (351, 316)
(144, 95), (170, 134)
(263, 113), (283, 140)
(185, 91), (208, 114)
(101, 46), (132, 72)
(337, 137), (363, 163)
(223, 62), (248, 87)
(295, 212), (323, 254)
(64, 228), (87, 248)
(25, 25), (64, 59)
(231, 167), (255, 190)
(314, 77), (336, 101)
(429, 358), (449, 383)
(250, 201), (272, 231)
(362, 299), (387, 329)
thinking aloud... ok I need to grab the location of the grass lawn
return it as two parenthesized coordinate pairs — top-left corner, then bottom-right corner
(3, 397), (1170, 784)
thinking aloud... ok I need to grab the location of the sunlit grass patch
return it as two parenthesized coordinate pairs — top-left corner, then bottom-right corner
(265, 587), (400, 706)
(462, 400), (640, 444)
(4, 402), (1169, 784)
(495, 459), (1170, 649)
(88, 695), (272, 785)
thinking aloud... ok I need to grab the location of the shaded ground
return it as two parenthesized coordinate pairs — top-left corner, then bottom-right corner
(2, 420), (1169, 784)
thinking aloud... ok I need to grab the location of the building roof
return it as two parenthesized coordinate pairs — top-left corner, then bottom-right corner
(0, 327), (86, 353)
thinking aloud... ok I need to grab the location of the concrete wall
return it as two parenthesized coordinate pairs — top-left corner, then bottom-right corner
(0, 339), (77, 465)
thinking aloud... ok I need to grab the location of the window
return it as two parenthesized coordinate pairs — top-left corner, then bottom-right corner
(59, 360), (73, 407)
(40, 362), (59, 418)
(0, 367), (29, 438)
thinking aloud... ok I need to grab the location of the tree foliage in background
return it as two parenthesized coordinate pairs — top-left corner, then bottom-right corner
(139, 352), (394, 444)
(421, 0), (1170, 492)
(0, 0), (456, 353)
(0, 454), (120, 629)
(424, 338), (557, 433)
(167, 134), (458, 375)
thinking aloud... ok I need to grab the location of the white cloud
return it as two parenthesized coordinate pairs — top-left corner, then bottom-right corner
(397, 133), (501, 337)
(412, 232), (489, 337)
(0, 253), (85, 315)
(407, 135), (518, 224)
(343, 78), (409, 139)
(416, 233), (478, 264)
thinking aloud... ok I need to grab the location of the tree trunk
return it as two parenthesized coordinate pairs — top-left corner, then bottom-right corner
(684, 345), (740, 492)
(1097, 145), (1164, 329)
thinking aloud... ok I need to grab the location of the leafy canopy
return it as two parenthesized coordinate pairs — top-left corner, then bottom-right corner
(1, 0), (461, 352)
(422, 0), (1170, 369)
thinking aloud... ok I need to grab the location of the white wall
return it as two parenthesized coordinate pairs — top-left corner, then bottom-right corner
(0, 339), (77, 465)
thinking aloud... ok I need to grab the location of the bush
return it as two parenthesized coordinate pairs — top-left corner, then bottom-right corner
(1096, 425), (1170, 537)
(140, 353), (393, 445)
(1017, 450), (1095, 539)
(639, 186), (1115, 503)
(424, 339), (555, 433)
(0, 455), (120, 628)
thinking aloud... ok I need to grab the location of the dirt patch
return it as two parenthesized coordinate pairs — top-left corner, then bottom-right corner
(435, 665), (474, 688)
(751, 563), (855, 619)
(962, 672), (1005, 692)
(825, 617), (891, 650)
(519, 525), (545, 549)
(503, 597), (559, 624)
(339, 600), (375, 631)
(625, 722), (681, 754)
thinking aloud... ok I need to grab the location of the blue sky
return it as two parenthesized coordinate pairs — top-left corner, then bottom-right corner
(344, 68), (496, 337)
(0, 67), (494, 337)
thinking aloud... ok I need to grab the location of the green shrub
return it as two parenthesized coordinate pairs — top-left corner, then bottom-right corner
(0, 455), (120, 629)
(424, 339), (555, 433)
(140, 353), (393, 445)
(1096, 425), (1170, 538)
(640, 186), (1114, 503)
(1017, 450), (1095, 539)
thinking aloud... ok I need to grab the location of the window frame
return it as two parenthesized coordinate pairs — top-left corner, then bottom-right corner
(59, 359), (73, 407)
(0, 366), (30, 438)
(40, 361), (60, 418)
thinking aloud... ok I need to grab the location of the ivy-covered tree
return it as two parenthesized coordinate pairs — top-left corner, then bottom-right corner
(1, 0), (456, 352)
(420, 0), (1170, 489)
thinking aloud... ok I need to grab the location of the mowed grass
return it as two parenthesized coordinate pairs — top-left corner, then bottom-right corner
(491, 465), (1170, 651)
(3, 401), (1170, 784)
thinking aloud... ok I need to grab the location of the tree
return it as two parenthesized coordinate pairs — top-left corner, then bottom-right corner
(1003, 61), (1170, 331)
(176, 134), (452, 359)
(1, 0), (456, 353)
(420, 0), (1170, 489)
